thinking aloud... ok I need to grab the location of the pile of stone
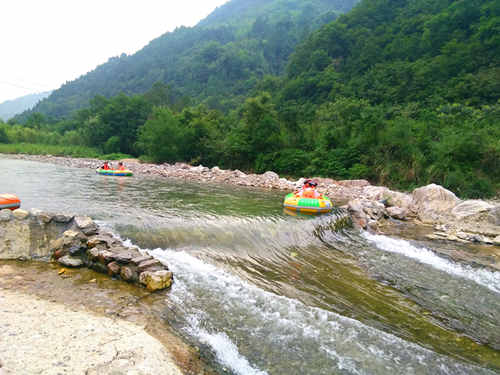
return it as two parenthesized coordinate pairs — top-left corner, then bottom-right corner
(0, 208), (172, 291)
(345, 183), (500, 246)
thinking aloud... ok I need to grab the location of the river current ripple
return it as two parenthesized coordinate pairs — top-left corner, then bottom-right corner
(1, 157), (500, 374)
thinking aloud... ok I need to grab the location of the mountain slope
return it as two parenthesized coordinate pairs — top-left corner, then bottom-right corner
(0, 91), (51, 121)
(25, 0), (358, 120)
(285, 0), (500, 106)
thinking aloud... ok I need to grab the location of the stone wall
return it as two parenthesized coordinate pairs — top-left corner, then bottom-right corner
(0, 208), (172, 291)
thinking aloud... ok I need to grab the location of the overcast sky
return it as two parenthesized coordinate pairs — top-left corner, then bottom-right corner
(0, 0), (229, 103)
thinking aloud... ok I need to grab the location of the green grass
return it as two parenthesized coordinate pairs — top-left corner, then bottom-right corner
(0, 143), (103, 158)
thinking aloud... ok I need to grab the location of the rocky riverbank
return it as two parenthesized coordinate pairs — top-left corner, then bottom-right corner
(0, 208), (173, 292)
(3, 153), (499, 249)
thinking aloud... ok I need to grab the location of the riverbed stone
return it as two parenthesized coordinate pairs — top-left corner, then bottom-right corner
(139, 270), (173, 291)
(58, 255), (84, 267)
(52, 214), (73, 223)
(98, 250), (115, 264)
(120, 266), (139, 282)
(35, 211), (53, 224)
(87, 234), (118, 248)
(385, 191), (413, 210)
(138, 259), (162, 271)
(112, 251), (135, 264)
(12, 209), (30, 220)
(107, 261), (121, 275)
(0, 209), (13, 222)
(74, 216), (98, 235)
(0, 290), (183, 375)
(89, 261), (108, 274)
(131, 255), (153, 265)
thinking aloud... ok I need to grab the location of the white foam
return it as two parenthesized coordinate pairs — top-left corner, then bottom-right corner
(149, 248), (491, 375)
(197, 330), (268, 375)
(362, 232), (500, 294)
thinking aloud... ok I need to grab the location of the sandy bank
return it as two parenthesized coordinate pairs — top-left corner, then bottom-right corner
(0, 261), (216, 375)
(0, 288), (182, 375)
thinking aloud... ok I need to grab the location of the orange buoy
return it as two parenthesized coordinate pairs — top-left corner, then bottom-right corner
(0, 194), (21, 210)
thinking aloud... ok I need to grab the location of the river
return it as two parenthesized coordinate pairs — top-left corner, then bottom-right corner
(1, 157), (500, 374)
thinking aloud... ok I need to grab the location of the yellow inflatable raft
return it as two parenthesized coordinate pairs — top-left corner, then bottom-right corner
(283, 193), (333, 214)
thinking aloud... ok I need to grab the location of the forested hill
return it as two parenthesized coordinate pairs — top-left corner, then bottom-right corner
(198, 0), (357, 29)
(285, 0), (500, 106)
(25, 0), (358, 120)
(271, 0), (499, 197)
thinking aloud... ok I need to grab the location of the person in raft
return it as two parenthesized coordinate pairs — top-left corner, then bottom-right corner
(101, 161), (111, 170)
(117, 161), (126, 171)
(295, 179), (321, 199)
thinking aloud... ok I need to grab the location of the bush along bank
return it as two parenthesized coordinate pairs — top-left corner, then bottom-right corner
(0, 208), (172, 292)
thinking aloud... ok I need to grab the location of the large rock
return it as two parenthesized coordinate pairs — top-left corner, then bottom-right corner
(347, 199), (368, 228)
(12, 209), (30, 220)
(452, 200), (495, 220)
(52, 214), (73, 223)
(31, 209), (53, 224)
(386, 206), (408, 220)
(385, 191), (413, 210)
(139, 270), (173, 291)
(411, 184), (460, 224)
(361, 186), (412, 212)
(120, 265), (139, 282)
(58, 255), (84, 267)
(74, 216), (98, 235)
(87, 234), (119, 248)
(363, 200), (386, 221)
(362, 186), (389, 201)
(0, 209), (13, 222)
(447, 206), (500, 238)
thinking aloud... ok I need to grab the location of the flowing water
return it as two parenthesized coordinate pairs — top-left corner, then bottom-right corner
(2, 157), (500, 374)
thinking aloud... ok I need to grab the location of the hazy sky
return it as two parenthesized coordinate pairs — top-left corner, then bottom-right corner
(0, 0), (229, 103)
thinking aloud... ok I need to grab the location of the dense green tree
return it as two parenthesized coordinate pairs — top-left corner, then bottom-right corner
(136, 107), (181, 163)
(0, 124), (8, 143)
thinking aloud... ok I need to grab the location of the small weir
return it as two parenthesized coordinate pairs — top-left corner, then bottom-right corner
(2, 157), (500, 374)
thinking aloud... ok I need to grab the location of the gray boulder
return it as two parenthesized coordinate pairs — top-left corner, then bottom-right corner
(452, 200), (495, 220)
(411, 184), (460, 224)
